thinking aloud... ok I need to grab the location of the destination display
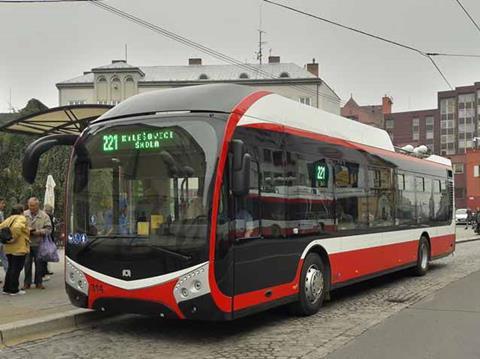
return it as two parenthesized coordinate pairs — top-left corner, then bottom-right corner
(102, 130), (175, 152)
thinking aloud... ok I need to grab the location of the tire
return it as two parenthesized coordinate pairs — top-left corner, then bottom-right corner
(290, 253), (327, 316)
(413, 236), (430, 276)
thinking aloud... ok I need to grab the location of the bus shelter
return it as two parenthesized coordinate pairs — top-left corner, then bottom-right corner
(0, 104), (112, 136)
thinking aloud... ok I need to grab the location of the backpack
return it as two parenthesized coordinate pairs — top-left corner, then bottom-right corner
(0, 218), (17, 244)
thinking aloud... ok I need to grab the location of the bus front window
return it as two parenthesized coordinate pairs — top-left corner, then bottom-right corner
(67, 120), (219, 278)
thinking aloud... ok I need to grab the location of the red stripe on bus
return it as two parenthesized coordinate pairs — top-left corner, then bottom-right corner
(242, 122), (451, 170)
(430, 234), (456, 257)
(233, 233), (454, 311)
(86, 275), (185, 319)
(208, 90), (272, 313)
(233, 259), (304, 311)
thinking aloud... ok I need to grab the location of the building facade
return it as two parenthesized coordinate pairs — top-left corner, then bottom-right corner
(341, 95), (392, 128)
(383, 82), (480, 210)
(57, 57), (341, 115)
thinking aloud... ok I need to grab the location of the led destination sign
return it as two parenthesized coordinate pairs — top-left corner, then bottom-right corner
(102, 130), (174, 152)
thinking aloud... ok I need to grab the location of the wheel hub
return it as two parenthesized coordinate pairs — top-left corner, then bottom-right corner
(420, 243), (428, 269)
(305, 264), (323, 304)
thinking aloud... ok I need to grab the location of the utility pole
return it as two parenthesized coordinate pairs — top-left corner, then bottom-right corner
(256, 4), (267, 64)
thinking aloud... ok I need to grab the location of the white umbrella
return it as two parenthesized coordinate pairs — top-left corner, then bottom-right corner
(44, 175), (56, 211)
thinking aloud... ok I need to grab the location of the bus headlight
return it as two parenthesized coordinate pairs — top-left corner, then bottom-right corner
(173, 262), (209, 303)
(66, 261), (89, 296)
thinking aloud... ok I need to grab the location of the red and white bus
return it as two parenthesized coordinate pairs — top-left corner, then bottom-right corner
(23, 84), (455, 320)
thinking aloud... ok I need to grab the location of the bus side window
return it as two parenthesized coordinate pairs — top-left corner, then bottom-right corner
(334, 161), (368, 231)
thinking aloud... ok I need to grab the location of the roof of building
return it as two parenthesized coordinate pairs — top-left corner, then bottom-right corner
(57, 62), (317, 85)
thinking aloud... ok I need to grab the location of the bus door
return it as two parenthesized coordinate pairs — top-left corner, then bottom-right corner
(231, 130), (298, 313)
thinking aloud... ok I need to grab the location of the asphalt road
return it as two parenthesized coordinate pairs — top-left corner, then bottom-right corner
(1, 232), (479, 359)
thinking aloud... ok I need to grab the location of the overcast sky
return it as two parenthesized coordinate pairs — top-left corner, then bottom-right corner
(1, 0), (479, 113)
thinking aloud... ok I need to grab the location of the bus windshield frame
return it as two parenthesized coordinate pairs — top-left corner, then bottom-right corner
(65, 113), (228, 280)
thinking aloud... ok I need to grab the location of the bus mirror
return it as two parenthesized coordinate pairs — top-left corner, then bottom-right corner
(232, 153), (251, 197)
(22, 134), (78, 184)
(231, 140), (244, 171)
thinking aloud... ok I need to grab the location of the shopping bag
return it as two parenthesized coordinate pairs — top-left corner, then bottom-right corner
(38, 235), (59, 262)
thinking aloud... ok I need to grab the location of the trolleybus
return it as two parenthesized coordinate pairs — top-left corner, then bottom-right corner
(23, 84), (455, 320)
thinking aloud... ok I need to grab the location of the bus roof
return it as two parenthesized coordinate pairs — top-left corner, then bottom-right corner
(93, 84), (257, 123)
(93, 84), (450, 168)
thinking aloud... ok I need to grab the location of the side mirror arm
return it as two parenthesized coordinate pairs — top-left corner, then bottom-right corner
(23, 134), (78, 184)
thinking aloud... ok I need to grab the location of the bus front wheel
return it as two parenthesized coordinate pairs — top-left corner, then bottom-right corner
(290, 253), (327, 316)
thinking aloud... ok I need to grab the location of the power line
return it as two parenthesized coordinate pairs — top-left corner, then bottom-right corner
(86, 1), (341, 104)
(87, 2), (338, 102)
(0, 0), (95, 3)
(262, 0), (480, 90)
(453, 0), (480, 35)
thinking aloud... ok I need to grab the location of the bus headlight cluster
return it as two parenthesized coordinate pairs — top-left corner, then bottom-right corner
(173, 263), (210, 303)
(66, 261), (89, 295)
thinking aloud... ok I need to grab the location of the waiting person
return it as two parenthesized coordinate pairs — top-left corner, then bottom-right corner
(465, 208), (473, 230)
(1, 204), (30, 295)
(475, 207), (480, 233)
(23, 197), (52, 290)
(42, 204), (55, 279)
(0, 198), (8, 277)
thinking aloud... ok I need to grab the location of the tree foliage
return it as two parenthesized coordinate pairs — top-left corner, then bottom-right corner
(0, 99), (70, 219)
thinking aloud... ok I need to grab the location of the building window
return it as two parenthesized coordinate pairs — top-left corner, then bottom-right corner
(412, 118), (420, 140)
(453, 163), (464, 174)
(198, 74), (209, 80)
(68, 100), (86, 105)
(97, 76), (108, 103)
(239, 73), (249, 79)
(111, 77), (122, 103)
(279, 72), (290, 78)
(475, 165), (480, 178)
(440, 98), (456, 155)
(125, 76), (136, 98)
(425, 116), (434, 140)
(385, 119), (394, 130)
(455, 187), (465, 199)
(299, 97), (311, 106)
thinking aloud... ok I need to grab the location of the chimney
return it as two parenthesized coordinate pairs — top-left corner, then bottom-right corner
(382, 95), (393, 115)
(189, 58), (202, 65)
(306, 58), (319, 77)
(268, 56), (280, 64)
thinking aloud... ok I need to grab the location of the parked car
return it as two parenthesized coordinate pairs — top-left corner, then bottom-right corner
(455, 208), (469, 224)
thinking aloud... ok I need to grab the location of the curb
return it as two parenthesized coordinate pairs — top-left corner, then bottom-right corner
(0, 308), (115, 347)
(456, 237), (480, 244)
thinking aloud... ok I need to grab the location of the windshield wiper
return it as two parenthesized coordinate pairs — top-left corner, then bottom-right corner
(75, 235), (142, 256)
(132, 243), (192, 261)
(75, 235), (192, 262)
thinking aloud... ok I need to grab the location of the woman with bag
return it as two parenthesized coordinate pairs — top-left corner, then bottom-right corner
(0, 204), (30, 295)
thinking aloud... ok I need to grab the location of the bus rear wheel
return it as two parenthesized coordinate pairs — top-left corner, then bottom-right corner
(290, 253), (327, 316)
(413, 236), (430, 276)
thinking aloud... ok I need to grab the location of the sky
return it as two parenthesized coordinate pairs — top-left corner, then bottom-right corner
(0, 0), (479, 113)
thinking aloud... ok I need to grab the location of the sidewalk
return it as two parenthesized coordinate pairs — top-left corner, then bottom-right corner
(0, 249), (77, 325)
(0, 249), (110, 346)
(326, 268), (480, 359)
(0, 250), (75, 325)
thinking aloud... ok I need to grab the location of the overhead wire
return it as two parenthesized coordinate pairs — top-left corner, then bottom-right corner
(86, 1), (341, 104)
(453, 0), (480, 35)
(262, 0), (480, 90)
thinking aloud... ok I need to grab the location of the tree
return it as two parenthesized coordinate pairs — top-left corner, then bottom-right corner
(0, 99), (70, 219)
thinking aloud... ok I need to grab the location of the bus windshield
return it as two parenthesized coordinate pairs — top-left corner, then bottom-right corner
(67, 117), (221, 279)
